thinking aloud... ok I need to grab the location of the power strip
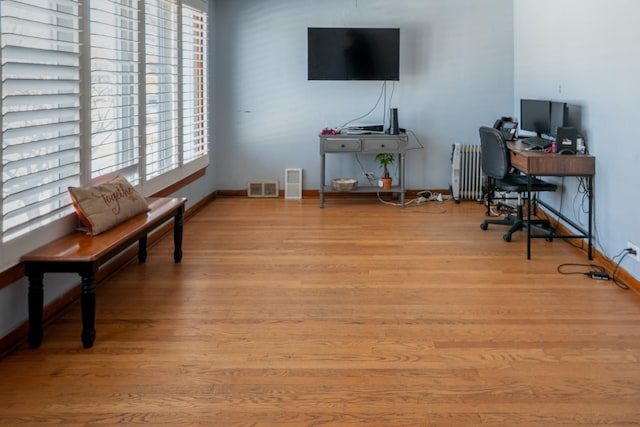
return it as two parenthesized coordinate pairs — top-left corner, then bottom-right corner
(589, 271), (610, 280)
(415, 192), (447, 203)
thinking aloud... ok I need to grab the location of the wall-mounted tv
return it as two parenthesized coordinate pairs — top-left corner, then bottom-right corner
(307, 27), (400, 81)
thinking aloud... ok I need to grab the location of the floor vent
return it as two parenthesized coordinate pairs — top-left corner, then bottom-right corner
(247, 181), (279, 198)
(285, 168), (302, 199)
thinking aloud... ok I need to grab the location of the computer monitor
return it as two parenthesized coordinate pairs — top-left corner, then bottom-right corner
(520, 99), (551, 137)
(549, 101), (568, 137)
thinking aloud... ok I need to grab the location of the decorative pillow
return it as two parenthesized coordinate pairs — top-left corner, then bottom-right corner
(68, 176), (149, 235)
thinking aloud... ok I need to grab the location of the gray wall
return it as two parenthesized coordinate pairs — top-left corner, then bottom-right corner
(212, 0), (640, 282)
(513, 0), (640, 280)
(213, 0), (514, 190)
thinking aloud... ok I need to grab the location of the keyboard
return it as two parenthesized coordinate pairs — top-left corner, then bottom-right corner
(523, 136), (552, 149)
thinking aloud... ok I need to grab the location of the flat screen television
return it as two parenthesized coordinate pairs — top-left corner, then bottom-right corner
(308, 27), (400, 81)
(520, 99), (551, 137)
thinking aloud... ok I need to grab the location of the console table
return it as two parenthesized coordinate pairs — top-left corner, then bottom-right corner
(319, 133), (408, 207)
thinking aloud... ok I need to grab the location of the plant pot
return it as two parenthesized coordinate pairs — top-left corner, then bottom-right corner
(380, 178), (393, 190)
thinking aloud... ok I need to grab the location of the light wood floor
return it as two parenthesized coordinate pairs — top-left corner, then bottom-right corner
(1, 197), (640, 426)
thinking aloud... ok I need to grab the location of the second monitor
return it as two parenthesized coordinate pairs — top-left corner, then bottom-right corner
(520, 99), (568, 139)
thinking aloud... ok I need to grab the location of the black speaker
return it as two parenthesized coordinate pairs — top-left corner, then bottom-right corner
(556, 126), (578, 154)
(389, 108), (399, 135)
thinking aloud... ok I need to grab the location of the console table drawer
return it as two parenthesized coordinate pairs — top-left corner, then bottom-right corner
(321, 138), (362, 152)
(362, 138), (401, 152)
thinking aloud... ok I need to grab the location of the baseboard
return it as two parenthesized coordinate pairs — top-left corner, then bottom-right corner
(216, 188), (451, 199)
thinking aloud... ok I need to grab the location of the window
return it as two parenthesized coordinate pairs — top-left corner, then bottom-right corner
(144, 0), (179, 181)
(90, 0), (140, 183)
(1, 0), (81, 245)
(182, 2), (208, 164)
(0, 0), (209, 271)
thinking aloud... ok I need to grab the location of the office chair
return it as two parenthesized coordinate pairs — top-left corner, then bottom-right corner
(479, 126), (557, 242)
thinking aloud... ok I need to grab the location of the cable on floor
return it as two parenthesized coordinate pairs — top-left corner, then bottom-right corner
(557, 247), (633, 290)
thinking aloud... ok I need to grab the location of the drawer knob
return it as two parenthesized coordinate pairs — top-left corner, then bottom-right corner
(381, 144), (385, 148)
(341, 144), (345, 148)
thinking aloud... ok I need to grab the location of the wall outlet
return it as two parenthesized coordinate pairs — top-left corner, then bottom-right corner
(627, 241), (640, 262)
(363, 171), (375, 180)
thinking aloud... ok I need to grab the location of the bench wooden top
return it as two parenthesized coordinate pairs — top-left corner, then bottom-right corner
(21, 197), (186, 264)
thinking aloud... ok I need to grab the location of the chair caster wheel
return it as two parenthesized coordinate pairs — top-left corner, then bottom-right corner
(503, 234), (512, 242)
(480, 223), (488, 231)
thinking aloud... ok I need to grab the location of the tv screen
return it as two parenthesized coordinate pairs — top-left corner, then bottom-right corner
(520, 99), (551, 137)
(308, 27), (400, 81)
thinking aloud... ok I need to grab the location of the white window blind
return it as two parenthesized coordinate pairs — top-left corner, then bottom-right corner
(1, 0), (209, 270)
(182, 3), (208, 164)
(1, 0), (81, 242)
(90, 0), (140, 182)
(144, 0), (179, 180)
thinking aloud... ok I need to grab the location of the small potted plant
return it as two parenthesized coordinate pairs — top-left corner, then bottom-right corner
(375, 153), (394, 190)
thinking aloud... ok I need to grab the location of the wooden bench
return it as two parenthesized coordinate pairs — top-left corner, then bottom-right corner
(21, 197), (187, 349)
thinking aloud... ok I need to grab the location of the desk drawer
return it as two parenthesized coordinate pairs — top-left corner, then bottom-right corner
(510, 149), (596, 175)
(510, 151), (528, 172)
(362, 138), (401, 152)
(322, 138), (361, 152)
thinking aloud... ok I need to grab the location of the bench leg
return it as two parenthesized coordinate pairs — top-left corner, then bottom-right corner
(80, 273), (96, 349)
(174, 207), (184, 263)
(138, 235), (148, 263)
(27, 272), (44, 349)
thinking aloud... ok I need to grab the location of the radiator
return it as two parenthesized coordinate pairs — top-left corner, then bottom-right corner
(450, 143), (483, 202)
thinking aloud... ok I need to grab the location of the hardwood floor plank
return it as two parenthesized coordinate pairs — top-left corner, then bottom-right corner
(1, 198), (640, 426)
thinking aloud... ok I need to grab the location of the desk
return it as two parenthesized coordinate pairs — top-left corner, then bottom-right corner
(319, 133), (408, 207)
(507, 140), (596, 259)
